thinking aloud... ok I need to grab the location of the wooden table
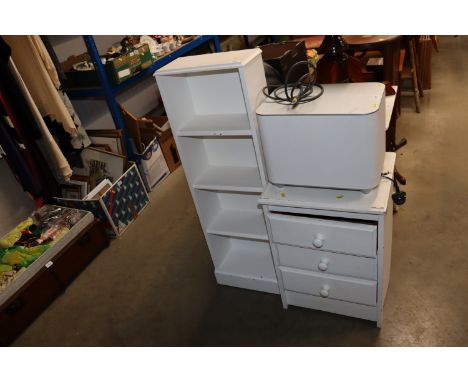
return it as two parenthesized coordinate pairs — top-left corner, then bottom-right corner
(343, 35), (402, 85)
(292, 35), (324, 50)
(291, 35), (402, 85)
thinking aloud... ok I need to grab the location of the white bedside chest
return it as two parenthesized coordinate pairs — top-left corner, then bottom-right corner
(259, 152), (396, 327)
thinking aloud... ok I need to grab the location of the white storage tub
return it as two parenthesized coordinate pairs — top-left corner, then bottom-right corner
(256, 82), (386, 191)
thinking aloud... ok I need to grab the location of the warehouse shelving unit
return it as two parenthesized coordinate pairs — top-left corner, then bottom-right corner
(63, 35), (221, 161)
(155, 49), (279, 294)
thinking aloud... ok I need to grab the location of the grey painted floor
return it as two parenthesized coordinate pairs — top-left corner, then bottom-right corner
(13, 36), (468, 346)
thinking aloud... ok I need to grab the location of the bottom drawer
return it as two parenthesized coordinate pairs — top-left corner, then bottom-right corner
(280, 267), (377, 306)
(285, 290), (377, 322)
(0, 221), (109, 345)
(0, 268), (62, 346)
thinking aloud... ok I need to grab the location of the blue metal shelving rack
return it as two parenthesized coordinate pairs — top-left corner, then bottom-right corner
(66, 35), (221, 161)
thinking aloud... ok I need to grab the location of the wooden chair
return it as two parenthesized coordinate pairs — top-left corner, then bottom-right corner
(399, 36), (424, 113)
(430, 35), (439, 52)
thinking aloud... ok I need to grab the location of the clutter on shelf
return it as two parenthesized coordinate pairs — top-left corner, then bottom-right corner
(61, 36), (192, 87)
(0, 206), (87, 293)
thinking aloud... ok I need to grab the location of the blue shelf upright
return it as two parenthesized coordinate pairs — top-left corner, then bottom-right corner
(82, 36), (134, 161)
(71, 35), (221, 161)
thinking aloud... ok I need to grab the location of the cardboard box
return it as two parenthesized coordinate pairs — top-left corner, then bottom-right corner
(219, 35), (245, 52)
(54, 148), (150, 237)
(142, 115), (181, 173)
(61, 44), (153, 87)
(119, 105), (151, 154)
(119, 106), (171, 190)
(137, 137), (170, 191)
(259, 40), (309, 83)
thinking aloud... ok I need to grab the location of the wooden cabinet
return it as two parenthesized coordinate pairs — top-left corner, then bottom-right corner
(155, 49), (279, 294)
(0, 220), (109, 345)
(0, 265), (62, 345)
(260, 153), (396, 327)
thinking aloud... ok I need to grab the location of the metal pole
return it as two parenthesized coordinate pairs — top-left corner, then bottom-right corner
(82, 36), (135, 161)
(212, 36), (222, 52)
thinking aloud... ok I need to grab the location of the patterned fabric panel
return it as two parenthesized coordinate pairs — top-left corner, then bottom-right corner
(101, 166), (149, 234)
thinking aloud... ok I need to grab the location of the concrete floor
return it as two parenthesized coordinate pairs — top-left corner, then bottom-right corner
(13, 36), (468, 346)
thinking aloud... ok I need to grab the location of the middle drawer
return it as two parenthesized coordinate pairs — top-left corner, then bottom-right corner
(268, 213), (377, 257)
(277, 244), (377, 280)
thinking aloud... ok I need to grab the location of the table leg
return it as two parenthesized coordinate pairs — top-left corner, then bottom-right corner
(395, 168), (406, 185)
(383, 40), (401, 85)
(387, 96), (407, 186)
(412, 38), (424, 98)
(387, 103), (407, 151)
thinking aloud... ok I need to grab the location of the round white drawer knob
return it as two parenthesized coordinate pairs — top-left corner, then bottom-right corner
(320, 285), (330, 298)
(318, 258), (329, 271)
(313, 234), (324, 248)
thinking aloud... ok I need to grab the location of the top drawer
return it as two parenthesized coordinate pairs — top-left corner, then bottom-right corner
(268, 213), (377, 258)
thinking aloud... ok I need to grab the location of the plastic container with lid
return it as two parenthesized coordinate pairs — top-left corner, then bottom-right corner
(256, 82), (386, 191)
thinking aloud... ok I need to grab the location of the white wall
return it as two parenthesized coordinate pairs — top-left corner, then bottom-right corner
(0, 160), (35, 237)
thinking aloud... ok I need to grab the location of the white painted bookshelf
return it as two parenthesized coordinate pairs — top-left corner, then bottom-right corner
(155, 49), (279, 294)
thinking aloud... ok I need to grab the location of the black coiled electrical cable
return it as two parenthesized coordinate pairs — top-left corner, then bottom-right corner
(262, 60), (324, 108)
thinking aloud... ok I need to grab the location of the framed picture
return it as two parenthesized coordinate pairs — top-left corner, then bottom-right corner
(59, 184), (83, 200)
(89, 143), (114, 153)
(80, 147), (127, 190)
(86, 129), (127, 156)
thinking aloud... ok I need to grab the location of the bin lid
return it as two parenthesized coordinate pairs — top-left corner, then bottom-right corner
(256, 82), (385, 116)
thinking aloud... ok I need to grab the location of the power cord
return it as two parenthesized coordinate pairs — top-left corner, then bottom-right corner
(381, 172), (406, 205)
(262, 60), (324, 108)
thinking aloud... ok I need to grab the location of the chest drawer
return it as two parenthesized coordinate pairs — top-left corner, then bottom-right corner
(280, 266), (377, 306)
(0, 267), (62, 346)
(268, 213), (377, 257)
(277, 244), (377, 280)
(50, 221), (109, 286)
(0, 220), (108, 345)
